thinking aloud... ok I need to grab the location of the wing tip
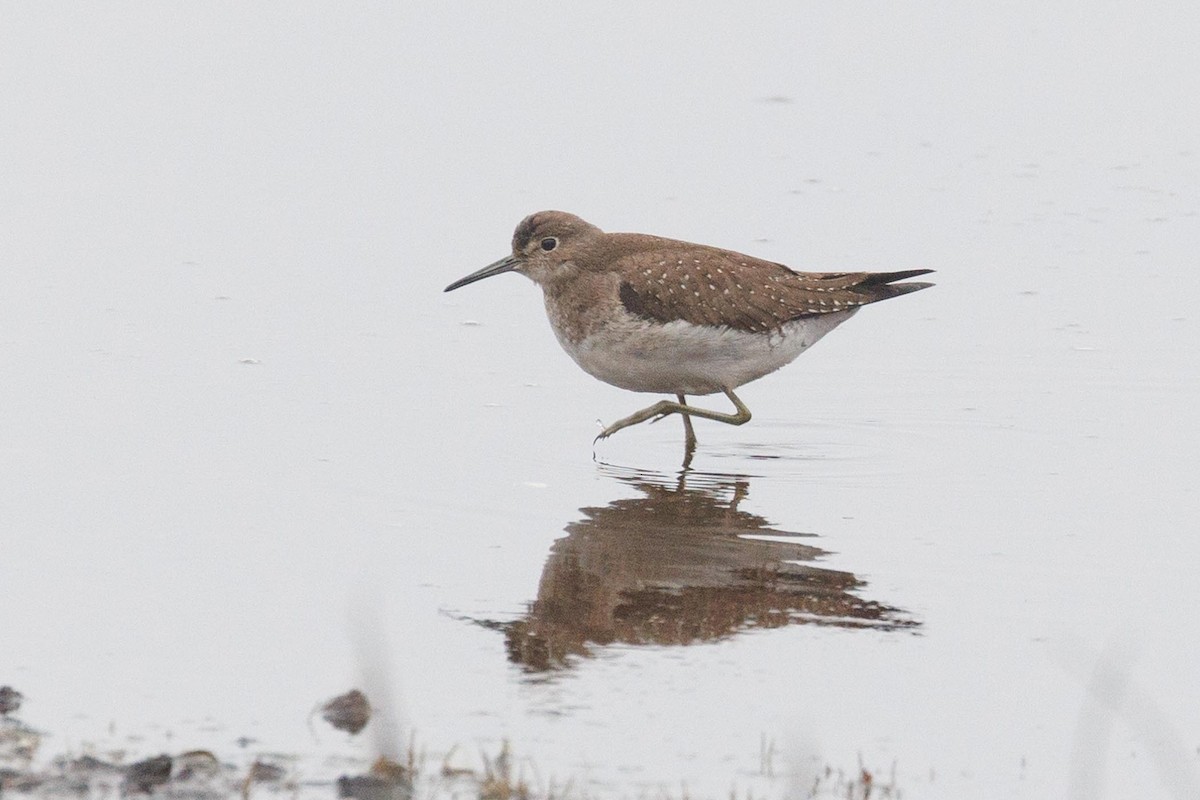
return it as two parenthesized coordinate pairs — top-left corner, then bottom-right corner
(863, 269), (935, 286)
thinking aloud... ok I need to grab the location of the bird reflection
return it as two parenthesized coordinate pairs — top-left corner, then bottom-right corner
(492, 466), (918, 672)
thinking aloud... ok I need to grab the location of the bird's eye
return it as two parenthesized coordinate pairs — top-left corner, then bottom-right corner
(540, 237), (558, 252)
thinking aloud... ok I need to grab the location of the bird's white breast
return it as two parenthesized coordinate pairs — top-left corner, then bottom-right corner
(548, 306), (856, 396)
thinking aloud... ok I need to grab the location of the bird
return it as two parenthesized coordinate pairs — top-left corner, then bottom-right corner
(444, 211), (932, 456)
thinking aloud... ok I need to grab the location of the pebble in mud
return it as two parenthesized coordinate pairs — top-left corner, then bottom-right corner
(121, 754), (173, 795)
(0, 687), (22, 717)
(320, 689), (372, 735)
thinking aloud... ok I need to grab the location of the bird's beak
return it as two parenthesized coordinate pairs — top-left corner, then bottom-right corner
(444, 255), (521, 292)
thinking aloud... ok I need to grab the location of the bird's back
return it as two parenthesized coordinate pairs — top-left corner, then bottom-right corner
(593, 232), (932, 334)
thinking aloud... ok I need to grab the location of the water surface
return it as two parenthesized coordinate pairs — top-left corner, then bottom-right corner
(2, 3), (1198, 798)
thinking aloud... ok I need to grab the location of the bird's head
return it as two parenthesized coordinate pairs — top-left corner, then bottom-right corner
(444, 211), (603, 292)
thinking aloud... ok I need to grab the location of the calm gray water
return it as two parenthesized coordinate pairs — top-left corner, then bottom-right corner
(3, 4), (1198, 798)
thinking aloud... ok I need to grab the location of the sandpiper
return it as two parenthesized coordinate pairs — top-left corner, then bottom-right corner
(445, 211), (932, 453)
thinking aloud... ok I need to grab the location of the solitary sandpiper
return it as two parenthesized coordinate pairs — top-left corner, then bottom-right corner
(445, 211), (932, 454)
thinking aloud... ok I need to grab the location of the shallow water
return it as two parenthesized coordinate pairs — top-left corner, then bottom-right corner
(3, 3), (1199, 798)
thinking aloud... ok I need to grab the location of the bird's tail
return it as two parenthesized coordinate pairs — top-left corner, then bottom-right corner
(857, 269), (935, 301)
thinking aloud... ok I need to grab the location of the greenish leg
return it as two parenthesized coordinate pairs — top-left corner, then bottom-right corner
(594, 387), (752, 443)
(677, 394), (698, 451)
(678, 394), (697, 470)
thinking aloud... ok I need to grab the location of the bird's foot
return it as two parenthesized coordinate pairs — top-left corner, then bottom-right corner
(594, 400), (679, 443)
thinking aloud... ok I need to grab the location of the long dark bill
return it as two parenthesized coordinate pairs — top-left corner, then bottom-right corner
(444, 255), (521, 292)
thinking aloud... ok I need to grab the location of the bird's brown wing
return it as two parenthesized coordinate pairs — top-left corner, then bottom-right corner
(614, 244), (932, 333)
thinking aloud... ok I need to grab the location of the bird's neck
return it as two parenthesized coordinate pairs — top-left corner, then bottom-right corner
(540, 271), (621, 345)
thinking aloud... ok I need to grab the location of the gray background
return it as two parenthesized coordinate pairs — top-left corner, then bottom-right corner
(3, 3), (1198, 798)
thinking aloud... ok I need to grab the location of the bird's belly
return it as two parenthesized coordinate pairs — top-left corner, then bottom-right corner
(554, 312), (855, 395)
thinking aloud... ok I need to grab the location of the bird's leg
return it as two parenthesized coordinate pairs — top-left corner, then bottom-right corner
(677, 394), (698, 451)
(595, 388), (751, 443)
(677, 394), (697, 469)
